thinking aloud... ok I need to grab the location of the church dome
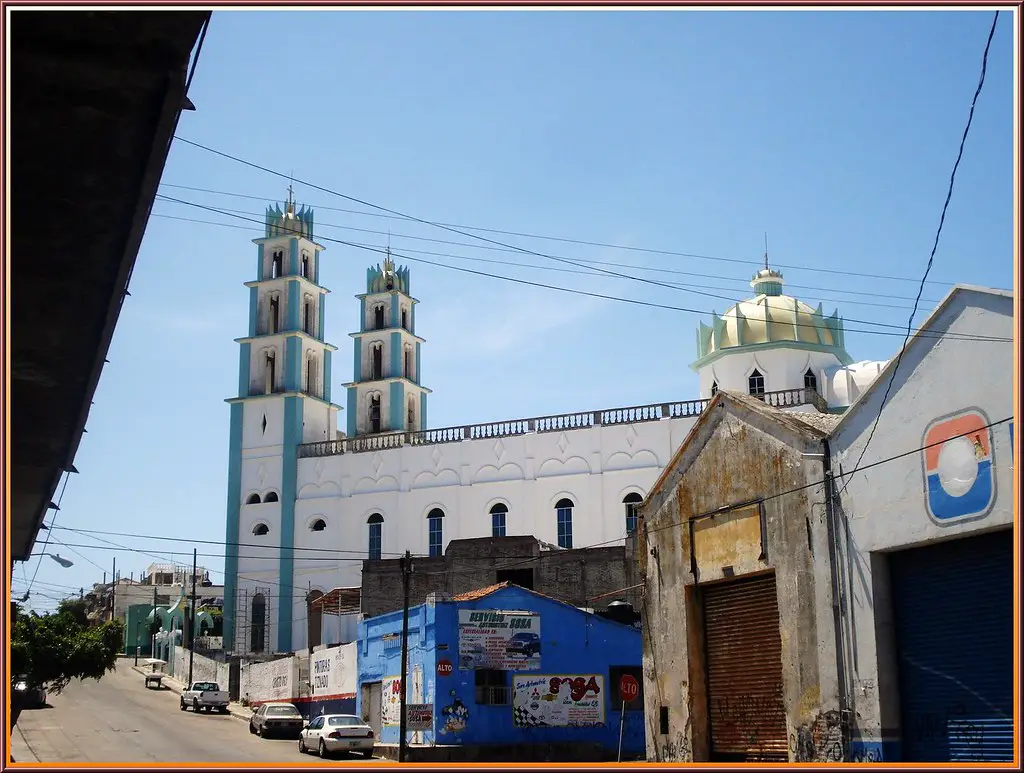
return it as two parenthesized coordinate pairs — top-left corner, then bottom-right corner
(691, 267), (852, 370)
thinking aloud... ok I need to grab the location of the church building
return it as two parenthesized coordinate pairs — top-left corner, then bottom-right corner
(221, 196), (886, 656)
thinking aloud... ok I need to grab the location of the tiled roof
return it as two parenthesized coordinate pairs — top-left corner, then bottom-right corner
(451, 582), (510, 602)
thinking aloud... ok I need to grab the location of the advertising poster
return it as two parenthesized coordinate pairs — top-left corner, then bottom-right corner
(512, 675), (606, 728)
(406, 704), (433, 731)
(382, 676), (403, 726)
(457, 609), (541, 671)
(310, 642), (356, 697)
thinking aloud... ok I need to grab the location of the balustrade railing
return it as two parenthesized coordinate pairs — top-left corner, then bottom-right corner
(296, 388), (826, 458)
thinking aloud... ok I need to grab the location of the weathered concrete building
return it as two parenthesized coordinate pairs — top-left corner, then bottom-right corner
(828, 285), (1014, 763)
(360, 535), (640, 618)
(639, 391), (841, 763)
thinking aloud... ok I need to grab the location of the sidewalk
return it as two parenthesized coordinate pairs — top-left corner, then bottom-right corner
(9, 723), (40, 764)
(130, 665), (254, 723)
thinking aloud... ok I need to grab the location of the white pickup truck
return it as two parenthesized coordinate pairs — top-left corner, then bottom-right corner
(180, 681), (230, 714)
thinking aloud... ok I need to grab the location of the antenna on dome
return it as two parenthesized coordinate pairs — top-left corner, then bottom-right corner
(763, 232), (769, 271)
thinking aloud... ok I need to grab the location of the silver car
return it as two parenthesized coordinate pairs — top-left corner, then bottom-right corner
(249, 702), (304, 738)
(298, 714), (375, 759)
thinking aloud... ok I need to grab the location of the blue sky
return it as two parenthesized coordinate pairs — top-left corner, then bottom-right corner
(19, 9), (1014, 610)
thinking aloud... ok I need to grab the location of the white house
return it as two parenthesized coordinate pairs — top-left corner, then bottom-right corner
(221, 197), (885, 656)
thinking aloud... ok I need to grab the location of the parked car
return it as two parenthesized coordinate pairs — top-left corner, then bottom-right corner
(249, 702), (304, 738)
(505, 631), (541, 658)
(180, 681), (229, 713)
(13, 675), (46, 709)
(299, 714), (375, 759)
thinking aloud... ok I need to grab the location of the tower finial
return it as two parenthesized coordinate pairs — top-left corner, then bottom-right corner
(286, 171), (295, 217)
(764, 232), (769, 271)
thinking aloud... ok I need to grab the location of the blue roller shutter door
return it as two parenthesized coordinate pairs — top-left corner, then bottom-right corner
(888, 528), (1013, 762)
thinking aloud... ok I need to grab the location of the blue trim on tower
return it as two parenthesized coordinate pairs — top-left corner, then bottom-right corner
(390, 296), (400, 328)
(285, 336), (302, 392)
(359, 297), (367, 334)
(420, 392), (428, 431)
(248, 288), (259, 337)
(390, 381), (404, 431)
(288, 281), (301, 331)
(415, 342), (421, 386)
(314, 250), (320, 285)
(238, 343), (251, 398)
(318, 295), (326, 341)
(390, 332), (401, 377)
(347, 387), (357, 436)
(353, 338), (362, 382)
(257, 244), (265, 281)
(277, 396), (302, 653)
(289, 238), (299, 276)
(323, 351), (332, 403)
(410, 302), (415, 335)
(222, 402), (244, 649)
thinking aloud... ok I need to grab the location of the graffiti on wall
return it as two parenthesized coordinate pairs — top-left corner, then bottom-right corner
(512, 675), (605, 727)
(439, 690), (469, 735)
(922, 409), (996, 524)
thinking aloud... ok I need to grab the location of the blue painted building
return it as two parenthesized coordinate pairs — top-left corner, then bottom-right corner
(356, 583), (645, 760)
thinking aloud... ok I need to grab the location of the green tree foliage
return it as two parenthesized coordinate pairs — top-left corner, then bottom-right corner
(11, 599), (124, 693)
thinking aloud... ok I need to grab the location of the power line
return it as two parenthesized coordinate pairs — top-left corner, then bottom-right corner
(150, 210), (939, 313)
(838, 10), (1001, 497)
(158, 181), (965, 289)
(153, 195), (1013, 345)
(25, 471), (71, 599)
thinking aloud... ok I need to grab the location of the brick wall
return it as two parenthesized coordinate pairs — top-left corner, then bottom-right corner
(361, 536), (638, 618)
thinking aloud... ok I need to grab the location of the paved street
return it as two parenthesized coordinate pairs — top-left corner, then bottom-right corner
(13, 661), (380, 764)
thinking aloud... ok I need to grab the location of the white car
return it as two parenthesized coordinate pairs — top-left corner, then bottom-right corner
(298, 714), (375, 759)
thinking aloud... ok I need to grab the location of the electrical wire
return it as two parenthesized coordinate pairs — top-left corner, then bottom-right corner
(158, 181), (965, 289)
(25, 470), (71, 599)
(837, 10), (1001, 498)
(150, 210), (938, 313)
(154, 194), (1012, 345)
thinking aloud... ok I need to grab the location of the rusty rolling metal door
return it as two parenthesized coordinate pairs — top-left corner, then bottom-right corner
(703, 573), (787, 762)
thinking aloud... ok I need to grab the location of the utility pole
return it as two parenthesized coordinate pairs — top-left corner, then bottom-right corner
(152, 584), (158, 662)
(187, 548), (197, 686)
(398, 550), (412, 763)
(110, 557), (116, 622)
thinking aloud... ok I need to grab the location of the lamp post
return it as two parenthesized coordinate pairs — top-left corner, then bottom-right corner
(42, 553), (74, 568)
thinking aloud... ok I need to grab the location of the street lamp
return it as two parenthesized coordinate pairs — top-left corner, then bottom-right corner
(42, 553), (74, 568)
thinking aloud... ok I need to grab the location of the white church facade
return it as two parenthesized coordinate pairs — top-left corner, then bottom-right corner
(222, 197), (886, 656)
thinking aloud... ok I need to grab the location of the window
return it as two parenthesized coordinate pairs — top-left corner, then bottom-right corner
(367, 514), (383, 560)
(490, 503), (508, 537)
(307, 589), (323, 653)
(401, 307), (408, 330)
(271, 250), (283, 279)
(610, 665), (644, 711)
(269, 297), (280, 334)
(748, 369), (765, 397)
(407, 397), (416, 430)
(428, 508), (444, 558)
(404, 347), (412, 379)
(250, 593), (266, 653)
(371, 344), (383, 380)
(304, 301), (313, 335)
(710, 381), (718, 396)
(496, 567), (533, 590)
(264, 491), (279, 503)
(301, 254), (310, 279)
(309, 716), (324, 731)
(369, 395), (382, 433)
(306, 358), (316, 396)
(264, 352), (276, 394)
(623, 493), (643, 535)
(804, 368), (818, 393)
(474, 669), (510, 705)
(555, 498), (574, 549)
(373, 305), (385, 330)
(246, 493), (261, 505)
(252, 523), (270, 536)
(310, 518), (326, 532)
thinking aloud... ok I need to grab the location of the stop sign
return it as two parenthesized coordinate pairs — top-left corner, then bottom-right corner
(437, 659), (453, 677)
(619, 674), (640, 703)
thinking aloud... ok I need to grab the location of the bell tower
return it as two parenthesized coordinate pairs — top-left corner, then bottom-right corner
(222, 189), (340, 655)
(343, 253), (430, 438)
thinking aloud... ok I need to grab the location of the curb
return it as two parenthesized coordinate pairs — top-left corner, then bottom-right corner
(131, 666), (253, 723)
(9, 724), (40, 764)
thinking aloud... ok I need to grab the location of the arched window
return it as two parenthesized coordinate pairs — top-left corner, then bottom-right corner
(748, 369), (766, 397)
(407, 397), (416, 430)
(401, 307), (409, 330)
(246, 493), (261, 505)
(304, 299), (314, 335)
(490, 503), (508, 538)
(371, 343), (383, 380)
(427, 508), (445, 558)
(369, 395), (382, 433)
(373, 305), (385, 330)
(623, 493), (643, 535)
(271, 250), (283, 279)
(710, 381), (718, 397)
(555, 498), (574, 549)
(252, 523), (270, 536)
(306, 355), (317, 397)
(264, 351), (276, 394)
(264, 491), (279, 503)
(404, 346), (413, 379)
(306, 590), (323, 653)
(367, 514), (384, 560)
(804, 368), (818, 393)
(268, 296), (280, 334)
(301, 253), (310, 280)
(310, 518), (327, 532)
(250, 593), (266, 653)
